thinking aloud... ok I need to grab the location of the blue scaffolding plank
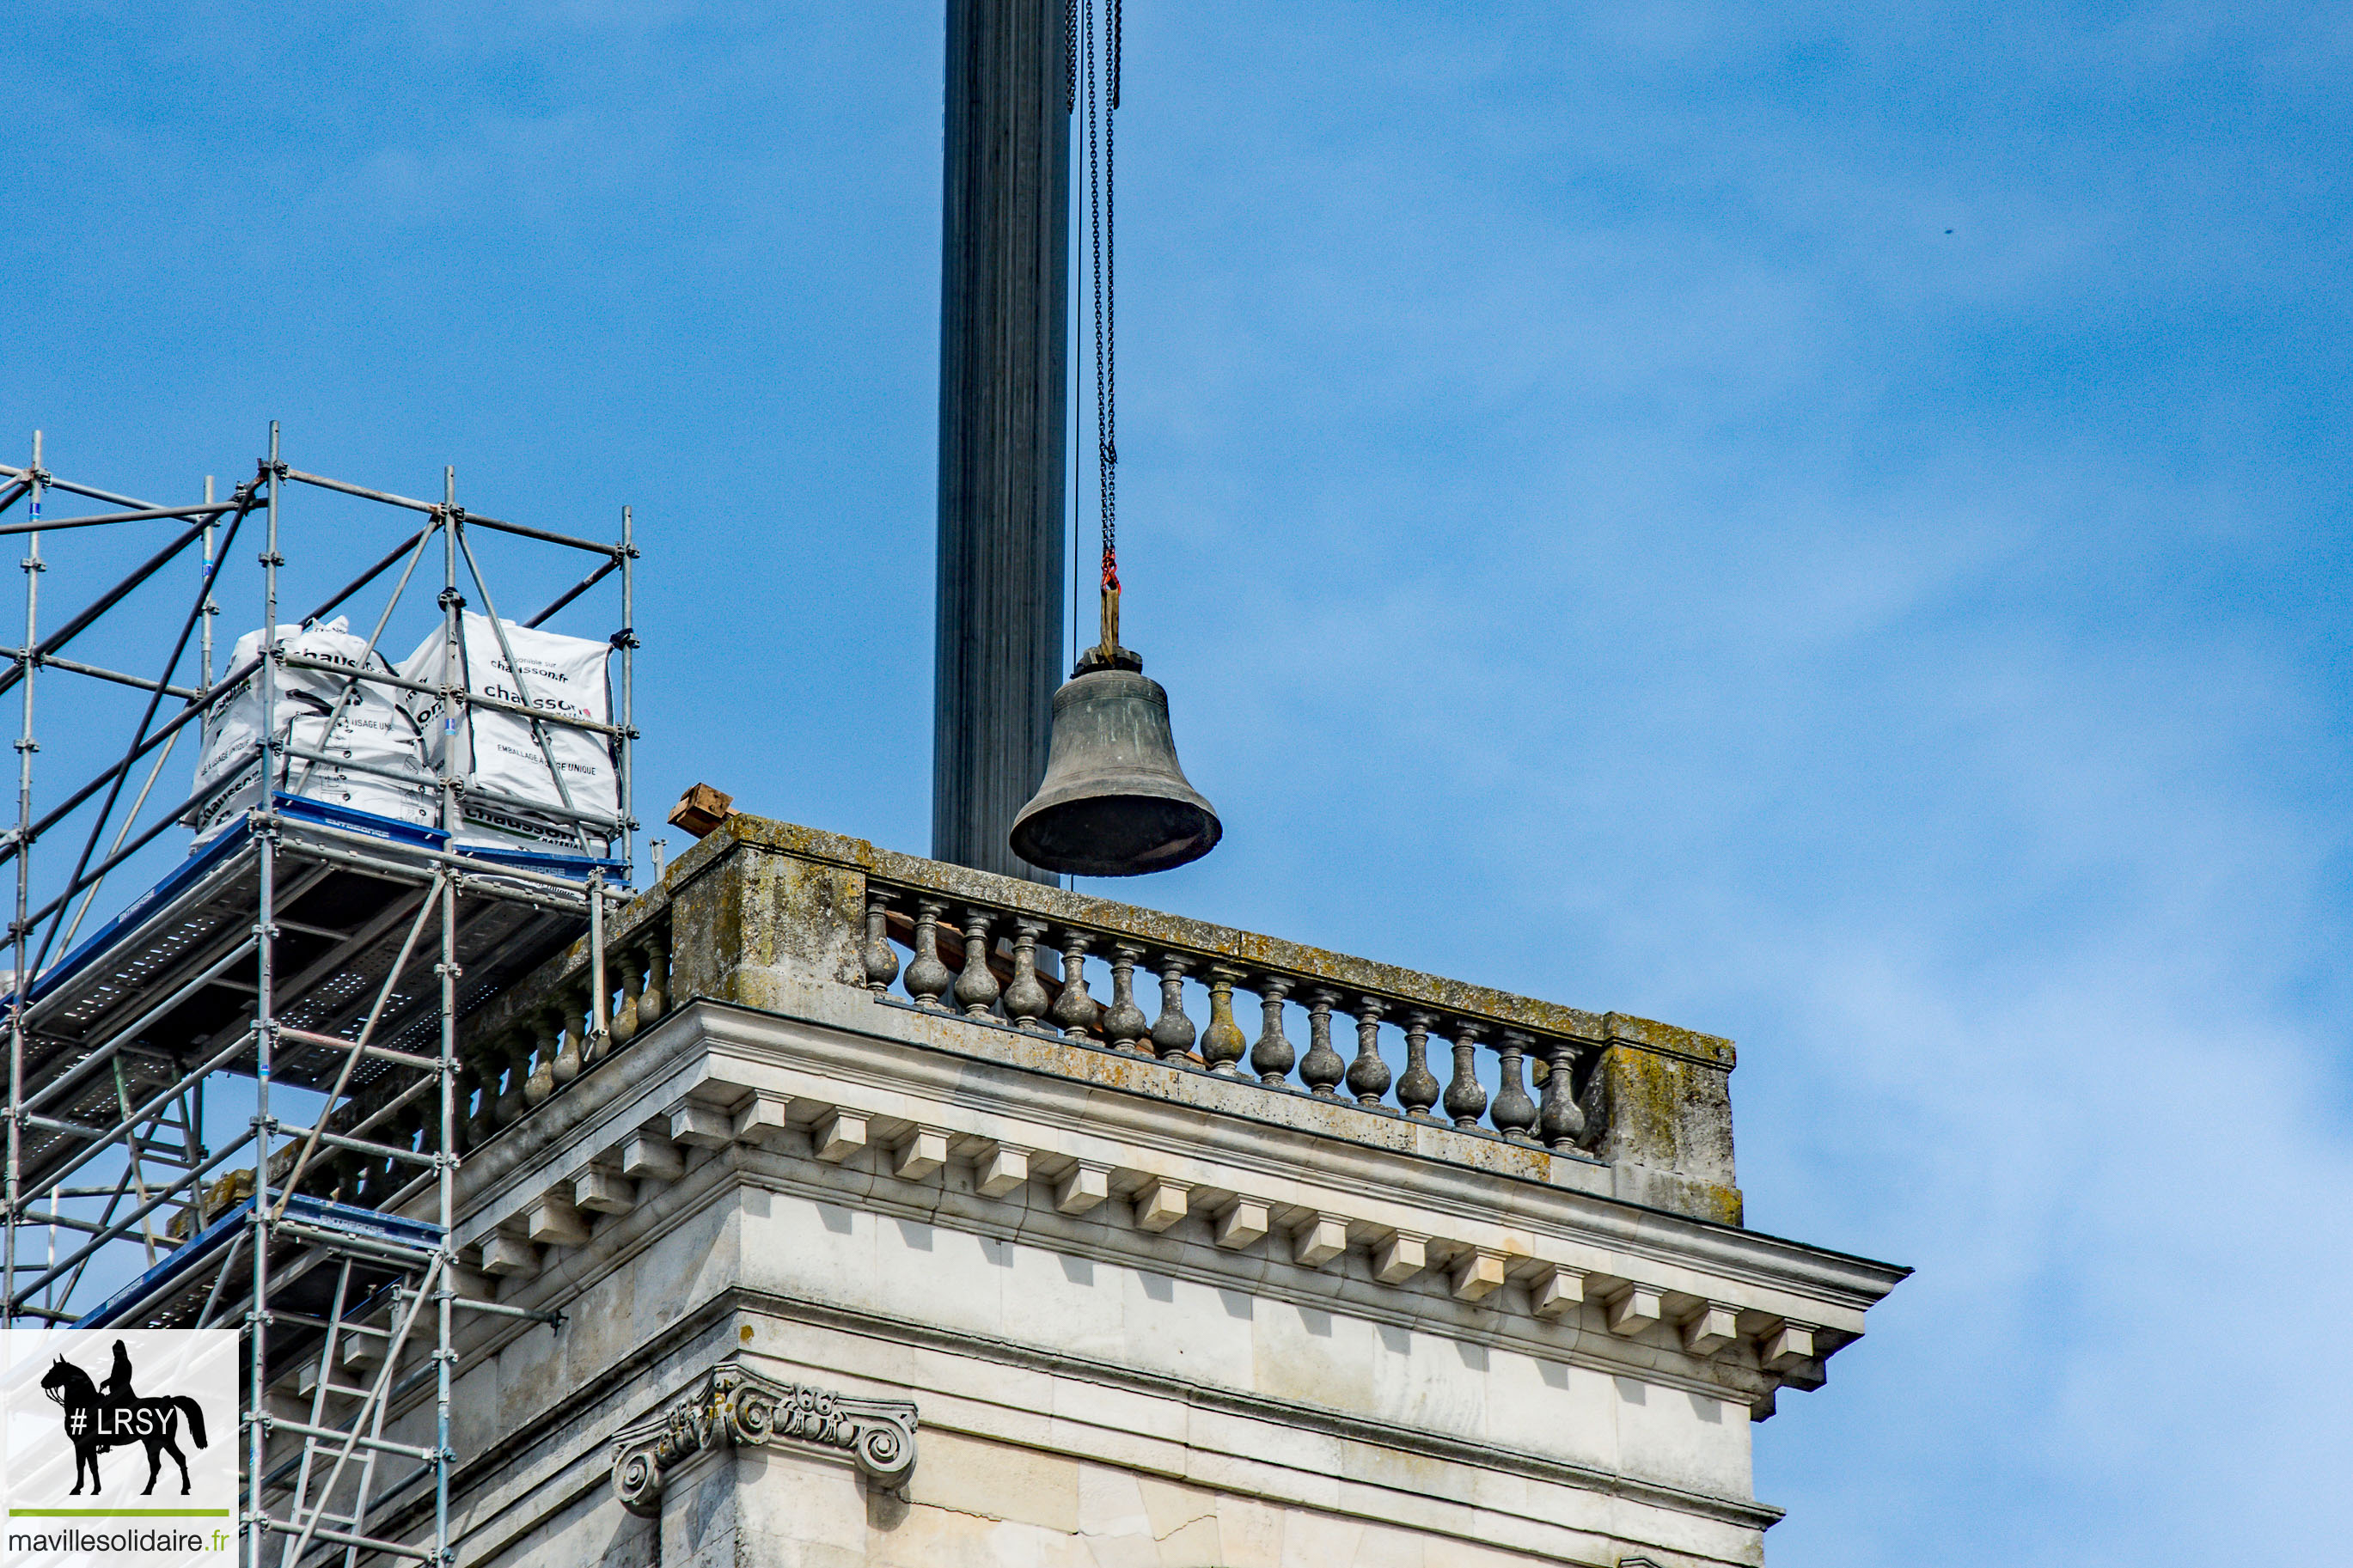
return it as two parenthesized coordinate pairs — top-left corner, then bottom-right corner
(69, 1192), (444, 1333)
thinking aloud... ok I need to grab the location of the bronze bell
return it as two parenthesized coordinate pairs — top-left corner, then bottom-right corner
(1011, 643), (1221, 877)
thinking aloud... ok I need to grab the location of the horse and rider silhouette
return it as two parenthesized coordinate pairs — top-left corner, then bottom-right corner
(38, 1339), (210, 1496)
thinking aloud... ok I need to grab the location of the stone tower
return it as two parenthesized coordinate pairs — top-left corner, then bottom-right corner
(370, 817), (1903, 1568)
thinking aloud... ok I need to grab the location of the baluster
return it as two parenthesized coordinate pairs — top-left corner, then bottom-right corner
(374, 1152), (396, 1204)
(358, 1114), (393, 1205)
(1397, 1011), (1442, 1120)
(611, 946), (645, 1046)
(1103, 944), (1149, 1052)
(639, 929), (669, 1022)
(1201, 967), (1248, 1073)
(376, 1122), (405, 1199)
(1441, 1022), (1488, 1130)
(1347, 998), (1393, 1107)
(462, 1044), (500, 1143)
(395, 1104), (426, 1194)
(1150, 955), (1197, 1063)
(1537, 1038), (1587, 1150)
(861, 889), (900, 994)
(1049, 932), (1100, 1040)
(493, 1028), (529, 1126)
(524, 1011), (558, 1107)
(954, 909), (1001, 1017)
(451, 1060), (480, 1154)
(1005, 919), (1051, 1028)
(1491, 1029), (1538, 1144)
(551, 997), (584, 1088)
(586, 979), (613, 1065)
(1250, 977), (1295, 1085)
(903, 899), (953, 1009)
(1299, 989), (1345, 1096)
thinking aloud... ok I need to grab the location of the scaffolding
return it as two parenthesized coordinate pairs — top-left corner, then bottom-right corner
(1, 426), (638, 1568)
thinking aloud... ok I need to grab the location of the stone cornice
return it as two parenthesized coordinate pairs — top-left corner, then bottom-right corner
(452, 994), (1901, 1322)
(608, 1361), (917, 1516)
(695, 997), (1902, 1311)
(446, 996), (1903, 1427)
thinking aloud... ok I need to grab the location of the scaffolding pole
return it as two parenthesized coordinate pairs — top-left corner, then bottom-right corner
(0, 424), (641, 1568)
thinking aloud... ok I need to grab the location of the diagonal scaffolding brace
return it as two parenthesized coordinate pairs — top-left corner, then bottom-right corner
(3, 426), (641, 1568)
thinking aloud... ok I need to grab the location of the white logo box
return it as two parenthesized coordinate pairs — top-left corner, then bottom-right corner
(2, 1329), (236, 1565)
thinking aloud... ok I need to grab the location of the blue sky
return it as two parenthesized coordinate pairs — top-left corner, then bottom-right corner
(7, 3), (2350, 1562)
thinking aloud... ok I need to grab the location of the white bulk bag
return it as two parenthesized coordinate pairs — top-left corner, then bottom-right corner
(189, 618), (436, 839)
(399, 613), (617, 852)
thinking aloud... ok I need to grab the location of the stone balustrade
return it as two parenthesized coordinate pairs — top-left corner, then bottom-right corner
(452, 907), (674, 1156)
(870, 894), (1583, 1150)
(449, 815), (1742, 1227)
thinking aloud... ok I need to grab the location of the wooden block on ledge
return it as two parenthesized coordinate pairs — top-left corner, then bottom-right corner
(668, 783), (736, 839)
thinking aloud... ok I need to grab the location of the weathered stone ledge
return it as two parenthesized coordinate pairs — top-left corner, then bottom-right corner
(462, 813), (1746, 1225)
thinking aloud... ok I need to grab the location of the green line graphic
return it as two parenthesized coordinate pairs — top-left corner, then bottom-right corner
(8, 1508), (231, 1516)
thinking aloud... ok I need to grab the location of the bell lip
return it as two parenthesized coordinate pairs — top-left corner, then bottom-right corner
(1009, 795), (1223, 877)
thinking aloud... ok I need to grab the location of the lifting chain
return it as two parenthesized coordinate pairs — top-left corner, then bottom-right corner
(1079, 0), (1123, 649)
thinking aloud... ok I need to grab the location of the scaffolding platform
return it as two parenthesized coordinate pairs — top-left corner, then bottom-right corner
(70, 1190), (441, 1340)
(7, 793), (599, 1205)
(5, 430), (638, 1567)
